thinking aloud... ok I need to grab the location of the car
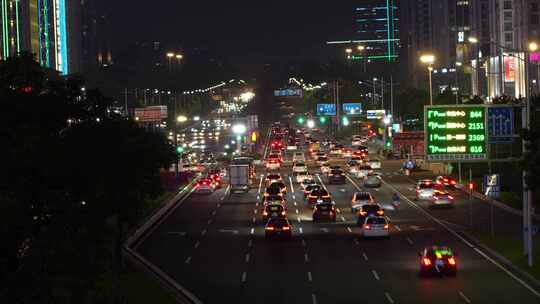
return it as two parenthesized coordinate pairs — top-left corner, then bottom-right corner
(262, 203), (287, 221)
(307, 188), (331, 205)
(296, 171), (312, 184)
(361, 216), (390, 238)
(353, 151), (367, 159)
(419, 246), (457, 276)
(265, 218), (292, 240)
(320, 162), (331, 174)
(195, 178), (216, 194)
(264, 186), (284, 199)
(208, 172), (222, 188)
(316, 156), (329, 166)
(356, 203), (384, 224)
(270, 139), (284, 150)
(430, 190), (455, 207)
(435, 175), (457, 188)
(327, 169), (346, 184)
(313, 202), (337, 222)
(351, 192), (375, 214)
(269, 181), (287, 194)
(342, 148), (353, 158)
(300, 178), (316, 190)
(352, 138), (363, 146)
(292, 162), (308, 174)
(265, 173), (282, 186)
(266, 159), (281, 170)
(315, 152), (326, 159)
(416, 179), (436, 200)
(355, 165), (373, 178)
(293, 152), (305, 163)
(263, 195), (286, 206)
(366, 159), (381, 170)
(304, 184), (322, 198)
(364, 174), (381, 188)
(357, 145), (369, 153)
(329, 147), (342, 156)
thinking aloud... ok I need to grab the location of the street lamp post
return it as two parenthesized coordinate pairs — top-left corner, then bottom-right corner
(358, 45), (367, 72)
(420, 54), (436, 105)
(166, 52), (175, 72)
(232, 124), (247, 154)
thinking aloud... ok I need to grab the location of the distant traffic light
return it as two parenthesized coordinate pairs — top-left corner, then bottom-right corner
(342, 117), (350, 126)
(468, 182), (474, 190)
(319, 116), (327, 124)
(297, 117), (305, 124)
(176, 146), (184, 154)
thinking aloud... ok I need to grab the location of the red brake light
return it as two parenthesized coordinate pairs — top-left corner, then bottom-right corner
(377, 210), (384, 215)
(423, 258), (431, 266)
(282, 226), (290, 230)
(265, 226), (275, 230)
(448, 257), (456, 265)
(364, 225), (371, 230)
(448, 195), (454, 200)
(450, 180), (457, 185)
(384, 224), (389, 229)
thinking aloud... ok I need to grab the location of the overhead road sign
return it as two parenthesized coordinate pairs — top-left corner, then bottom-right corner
(366, 110), (386, 120)
(425, 105), (487, 161)
(487, 106), (514, 143)
(343, 103), (362, 115)
(317, 104), (337, 116)
(274, 89), (302, 97)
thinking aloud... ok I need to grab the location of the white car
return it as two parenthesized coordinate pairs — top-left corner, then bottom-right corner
(364, 174), (381, 188)
(415, 180), (436, 200)
(352, 138), (362, 146)
(354, 165), (373, 178)
(362, 216), (390, 238)
(296, 171), (312, 184)
(293, 152), (305, 163)
(367, 159), (381, 170)
(266, 160), (281, 170)
(300, 178), (316, 190)
(292, 162), (308, 174)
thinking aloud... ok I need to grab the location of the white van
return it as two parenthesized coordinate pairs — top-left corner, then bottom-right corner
(293, 152), (305, 163)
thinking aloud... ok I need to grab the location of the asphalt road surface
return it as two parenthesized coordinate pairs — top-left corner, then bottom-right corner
(138, 139), (540, 304)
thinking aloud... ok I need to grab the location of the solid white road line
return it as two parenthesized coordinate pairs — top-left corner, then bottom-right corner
(250, 228), (255, 235)
(385, 292), (395, 304)
(248, 239), (253, 247)
(194, 241), (200, 249)
(394, 225), (401, 231)
(245, 253), (250, 263)
(381, 178), (540, 299)
(459, 291), (471, 303)
(406, 237), (414, 245)
(304, 253), (310, 263)
(289, 176), (295, 194)
(347, 227), (353, 233)
(185, 256), (192, 264)
(363, 252), (369, 261)
(307, 272), (313, 282)
(372, 270), (380, 281)
(258, 175), (264, 194)
(241, 271), (247, 283)
(311, 294), (318, 304)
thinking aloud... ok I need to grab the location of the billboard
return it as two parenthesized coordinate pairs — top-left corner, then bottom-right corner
(425, 105), (487, 161)
(366, 110), (386, 120)
(274, 89), (302, 97)
(342, 103), (362, 115)
(135, 106), (168, 122)
(317, 104), (337, 116)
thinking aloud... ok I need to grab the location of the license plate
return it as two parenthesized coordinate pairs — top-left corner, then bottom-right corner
(321, 212), (328, 215)
(272, 212), (278, 216)
(436, 260), (444, 267)
(317, 200), (323, 203)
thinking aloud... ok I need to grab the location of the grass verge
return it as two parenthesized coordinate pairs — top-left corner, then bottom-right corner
(119, 267), (177, 304)
(473, 231), (540, 279)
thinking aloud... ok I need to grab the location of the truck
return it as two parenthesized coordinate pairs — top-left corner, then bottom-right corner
(229, 164), (250, 193)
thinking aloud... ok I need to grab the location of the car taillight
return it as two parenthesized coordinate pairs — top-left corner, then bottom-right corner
(364, 225), (371, 230)
(265, 226), (275, 230)
(263, 211), (268, 216)
(377, 210), (384, 215)
(282, 226), (290, 230)
(444, 178), (449, 182)
(448, 195), (454, 200)
(360, 211), (367, 216)
(423, 258), (431, 266)
(448, 257), (456, 265)
(384, 224), (389, 229)
(281, 211), (286, 216)
(436, 181), (442, 185)
(450, 180), (457, 185)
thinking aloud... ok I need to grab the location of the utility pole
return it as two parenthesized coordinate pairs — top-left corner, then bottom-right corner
(390, 75), (394, 116)
(381, 77), (384, 110)
(174, 93), (179, 177)
(124, 88), (129, 117)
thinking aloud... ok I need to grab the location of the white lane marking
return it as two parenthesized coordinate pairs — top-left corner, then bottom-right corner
(459, 291), (471, 303)
(294, 202), (297, 206)
(336, 208), (341, 213)
(316, 175), (328, 191)
(217, 203), (221, 208)
(386, 215), (391, 221)
(185, 256), (192, 264)
(406, 237), (414, 245)
(299, 227), (304, 234)
(293, 195), (296, 200)
(385, 292), (395, 304)
(363, 252), (369, 261)
(372, 270), (380, 281)
(353, 238), (359, 245)
(307, 271), (313, 282)
(347, 227), (353, 233)
(302, 239), (307, 247)
(207, 219), (213, 225)
(241, 271), (247, 283)
(289, 176), (295, 194)
(304, 253), (310, 263)
(346, 174), (362, 191)
(257, 195), (260, 201)
(201, 229), (207, 236)
(296, 209), (300, 214)
(250, 228), (255, 235)
(381, 178), (540, 299)
(248, 239), (253, 247)
(258, 175), (264, 194)
(341, 216), (346, 222)
(245, 253), (250, 263)
(212, 210), (217, 216)
(297, 217), (302, 223)
(253, 209), (257, 214)
(194, 241), (200, 249)
(252, 217), (256, 223)
(394, 225), (401, 232)
(255, 202), (259, 207)
(311, 294), (318, 304)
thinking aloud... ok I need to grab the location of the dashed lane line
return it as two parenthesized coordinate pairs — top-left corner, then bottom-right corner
(297, 217), (302, 223)
(252, 217), (256, 224)
(185, 256), (192, 264)
(194, 241), (200, 249)
(406, 237), (414, 245)
(299, 227), (304, 234)
(304, 253), (310, 263)
(459, 291), (471, 303)
(372, 270), (380, 281)
(385, 292), (395, 304)
(307, 271), (313, 282)
(394, 225), (401, 232)
(241, 271), (247, 283)
(311, 294), (318, 304)
(250, 228), (255, 235)
(302, 239), (307, 247)
(201, 229), (207, 236)
(341, 216), (346, 222)
(207, 219), (213, 225)
(347, 227), (353, 233)
(363, 252), (369, 261)
(245, 253), (250, 263)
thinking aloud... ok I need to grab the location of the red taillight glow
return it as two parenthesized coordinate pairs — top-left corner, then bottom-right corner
(448, 257), (456, 265)
(265, 226), (275, 230)
(448, 195), (454, 200)
(282, 226), (290, 231)
(364, 225), (371, 230)
(384, 224), (389, 229)
(423, 258), (431, 266)
(450, 180), (457, 185)
(377, 210), (384, 215)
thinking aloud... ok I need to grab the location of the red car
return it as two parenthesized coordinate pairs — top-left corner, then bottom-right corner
(208, 173), (222, 188)
(436, 176), (457, 188)
(265, 218), (292, 240)
(419, 246), (457, 276)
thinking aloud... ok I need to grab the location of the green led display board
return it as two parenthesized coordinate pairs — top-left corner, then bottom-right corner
(425, 105), (488, 161)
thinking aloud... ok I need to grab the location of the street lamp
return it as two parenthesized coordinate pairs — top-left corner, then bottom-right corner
(166, 52), (175, 71)
(420, 54), (436, 105)
(232, 124), (247, 153)
(306, 119), (315, 129)
(177, 115), (188, 123)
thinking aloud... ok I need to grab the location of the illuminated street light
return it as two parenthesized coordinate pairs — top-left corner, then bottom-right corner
(232, 124), (247, 135)
(166, 52), (175, 58)
(420, 54), (435, 64)
(193, 116), (200, 121)
(468, 37), (478, 44)
(420, 53), (436, 105)
(176, 54), (183, 60)
(307, 119), (315, 129)
(357, 45), (365, 51)
(529, 42), (539, 52)
(345, 48), (352, 54)
(177, 115), (188, 123)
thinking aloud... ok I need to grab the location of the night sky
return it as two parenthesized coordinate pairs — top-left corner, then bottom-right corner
(106, 1), (360, 60)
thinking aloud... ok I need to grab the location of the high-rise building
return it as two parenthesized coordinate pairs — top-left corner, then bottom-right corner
(0, 0), (81, 75)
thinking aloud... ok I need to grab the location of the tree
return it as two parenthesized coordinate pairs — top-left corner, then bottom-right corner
(522, 95), (540, 194)
(394, 86), (429, 120)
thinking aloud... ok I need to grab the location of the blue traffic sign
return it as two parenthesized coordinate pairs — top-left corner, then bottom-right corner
(342, 103), (362, 115)
(488, 107), (514, 143)
(317, 104), (337, 116)
(483, 174), (501, 199)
